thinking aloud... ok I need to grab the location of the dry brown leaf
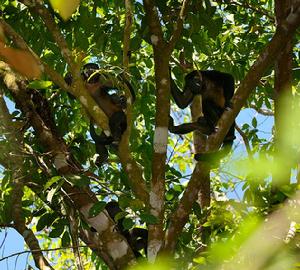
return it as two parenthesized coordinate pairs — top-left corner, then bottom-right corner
(0, 41), (41, 79)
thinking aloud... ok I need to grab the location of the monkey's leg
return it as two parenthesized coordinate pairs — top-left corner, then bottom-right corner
(95, 144), (109, 165)
(195, 101), (235, 163)
(109, 111), (127, 141)
(90, 123), (113, 165)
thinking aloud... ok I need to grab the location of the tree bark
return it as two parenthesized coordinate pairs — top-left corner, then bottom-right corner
(273, 0), (293, 187)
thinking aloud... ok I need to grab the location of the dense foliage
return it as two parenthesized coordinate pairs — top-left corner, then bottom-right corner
(0, 0), (300, 269)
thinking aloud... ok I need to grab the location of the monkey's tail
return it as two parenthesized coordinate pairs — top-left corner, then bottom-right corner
(119, 74), (136, 103)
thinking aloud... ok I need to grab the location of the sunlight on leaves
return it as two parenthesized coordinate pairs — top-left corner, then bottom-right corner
(204, 192), (300, 270)
(50, 0), (80, 21)
(129, 258), (171, 270)
(207, 215), (260, 264)
(234, 95), (300, 184)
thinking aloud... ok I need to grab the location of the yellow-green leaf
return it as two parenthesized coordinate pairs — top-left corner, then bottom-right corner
(50, 0), (80, 21)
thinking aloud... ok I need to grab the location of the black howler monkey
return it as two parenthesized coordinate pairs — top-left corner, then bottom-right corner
(65, 63), (135, 165)
(169, 69), (236, 161)
(105, 201), (148, 258)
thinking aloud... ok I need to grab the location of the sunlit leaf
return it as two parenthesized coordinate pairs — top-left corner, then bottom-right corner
(50, 0), (80, 21)
(28, 80), (53, 89)
(44, 176), (61, 190)
(140, 212), (158, 224)
(46, 188), (57, 203)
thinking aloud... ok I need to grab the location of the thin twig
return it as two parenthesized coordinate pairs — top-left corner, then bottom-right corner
(223, 0), (274, 22)
(249, 104), (274, 116)
(235, 125), (253, 159)
(166, 0), (191, 53)
(0, 246), (88, 262)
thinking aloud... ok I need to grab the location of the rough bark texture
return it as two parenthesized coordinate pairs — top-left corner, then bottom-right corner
(190, 96), (211, 208)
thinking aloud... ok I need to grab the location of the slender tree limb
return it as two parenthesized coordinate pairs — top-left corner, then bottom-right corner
(0, 246), (88, 263)
(18, 0), (74, 70)
(119, 0), (149, 203)
(223, 0), (275, 22)
(164, 162), (211, 251)
(235, 125), (253, 159)
(249, 103), (274, 116)
(123, 0), (133, 72)
(272, 0), (293, 186)
(190, 96), (211, 208)
(166, 0), (191, 53)
(0, 19), (69, 92)
(67, 207), (84, 270)
(142, 0), (165, 47)
(190, 96), (211, 244)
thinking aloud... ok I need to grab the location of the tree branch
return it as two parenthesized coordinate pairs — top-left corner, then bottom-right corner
(235, 125), (253, 159)
(0, 246), (88, 263)
(224, 0), (275, 22)
(207, 5), (300, 153)
(119, 0), (149, 203)
(166, 0), (191, 53)
(0, 89), (54, 270)
(142, 0), (165, 47)
(164, 162), (210, 251)
(249, 103), (274, 116)
(0, 64), (136, 268)
(16, 1), (111, 134)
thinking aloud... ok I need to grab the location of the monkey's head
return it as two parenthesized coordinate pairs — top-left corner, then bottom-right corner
(82, 63), (100, 83)
(185, 70), (203, 95)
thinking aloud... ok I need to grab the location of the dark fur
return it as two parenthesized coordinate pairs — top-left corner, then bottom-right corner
(169, 69), (236, 161)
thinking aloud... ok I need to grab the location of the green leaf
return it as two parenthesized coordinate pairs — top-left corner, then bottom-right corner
(36, 213), (57, 231)
(49, 226), (65, 238)
(89, 201), (106, 218)
(252, 117), (257, 128)
(28, 80), (52, 89)
(165, 192), (174, 201)
(61, 231), (71, 247)
(44, 176), (62, 190)
(122, 218), (134, 230)
(140, 213), (158, 224)
(115, 212), (127, 222)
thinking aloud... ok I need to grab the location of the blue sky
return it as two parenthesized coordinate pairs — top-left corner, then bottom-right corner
(0, 228), (36, 270)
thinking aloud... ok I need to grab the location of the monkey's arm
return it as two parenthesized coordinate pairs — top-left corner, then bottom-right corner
(170, 75), (194, 109)
(221, 73), (235, 107)
(169, 116), (213, 135)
